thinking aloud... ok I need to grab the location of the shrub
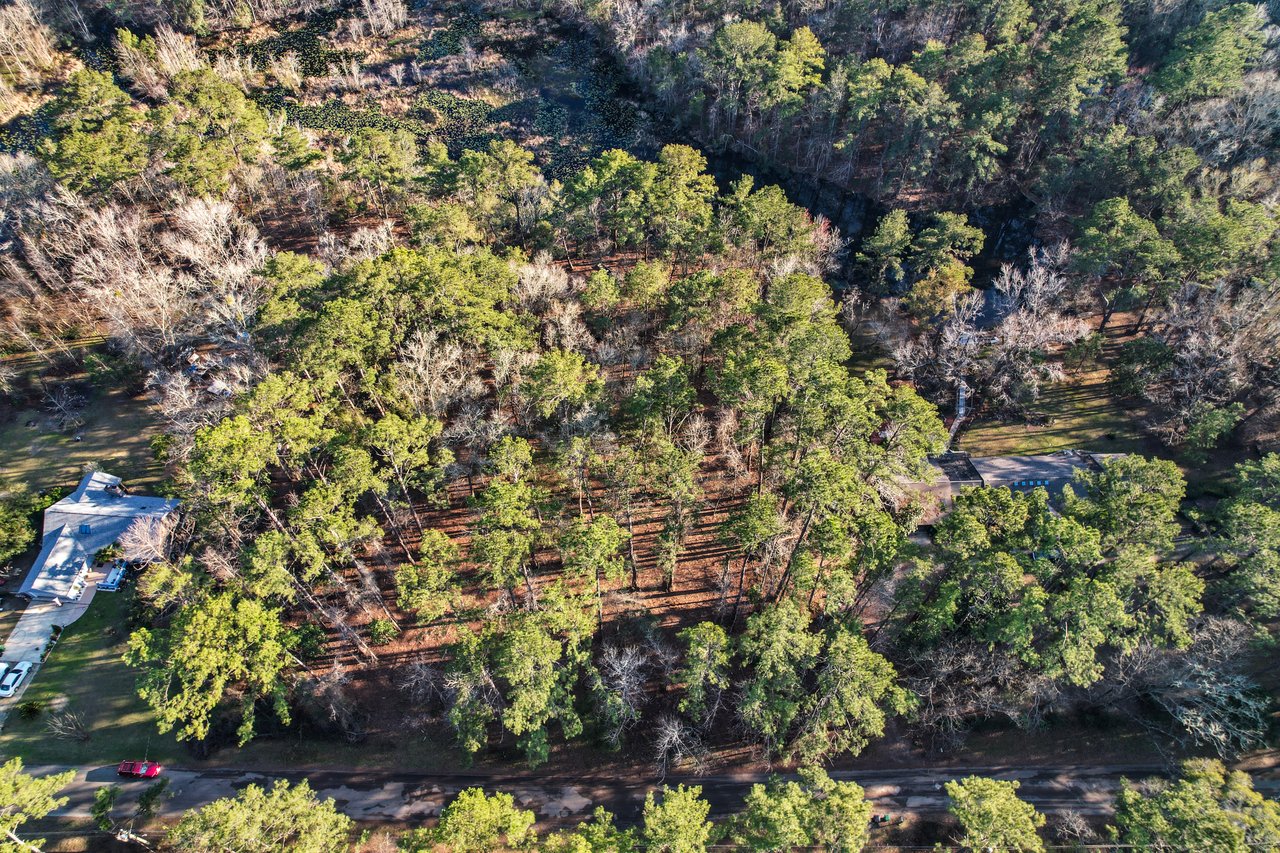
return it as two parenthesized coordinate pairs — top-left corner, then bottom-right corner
(17, 699), (47, 719)
(0, 494), (51, 565)
(287, 622), (328, 660)
(1064, 332), (1104, 368)
(368, 618), (399, 646)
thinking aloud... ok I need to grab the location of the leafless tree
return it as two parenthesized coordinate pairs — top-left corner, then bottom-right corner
(906, 642), (1059, 753)
(115, 24), (204, 98)
(395, 329), (484, 419)
(327, 56), (371, 92)
(980, 245), (1091, 416)
(398, 658), (444, 707)
(163, 198), (270, 343)
(0, 1), (58, 86)
(873, 245), (1090, 419)
(3, 191), (267, 364)
(268, 51), (304, 92)
(869, 295), (981, 407)
(809, 215), (847, 274)
(32, 0), (91, 42)
(354, 557), (398, 625)
(199, 545), (244, 587)
(641, 626), (681, 680)
(0, 361), (15, 396)
(839, 288), (872, 335)
(461, 38), (478, 73)
(1173, 69), (1280, 169)
(319, 222), (395, 268)
(298, 664), (367, 742)
(678, 413), (711, 457)
(361, 0), (408, 36)
(514, 254), (572, 309)
(1095, 617), (1268, 759)
(593, 644), (649, 748)
(443, 659), (504, 727)
(1152, 663), (1269, 758)
(1052, 811), (1098, 844)
(43, 383), (85, 431)
(444, 401), (510, 493)
(213, 52), (258, 91)
(544, 299), (594, 353)
(652, 714), (707, 778)
(492, 345), (537, 407)
(715, 408), (746, 477)
(1133, 287), (1251, 445)
(121, 514), (178, 564)
(596, 314), (648, 370)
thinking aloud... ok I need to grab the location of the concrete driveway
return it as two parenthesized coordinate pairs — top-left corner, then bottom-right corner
(0, 569), (103, 721)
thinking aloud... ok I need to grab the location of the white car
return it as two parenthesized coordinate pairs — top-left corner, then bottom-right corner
(0, 663), (9, 684)
(0, 662), (33, 698)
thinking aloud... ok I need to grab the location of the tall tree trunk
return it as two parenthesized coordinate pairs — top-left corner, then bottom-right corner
(253, 495), (377, 662)
(730, 554), (751, 624)
(372, 491), (415, 564)
(391, 463), (426, 536)
(626, 502), (639, 589)
(776, 507), (816, 602)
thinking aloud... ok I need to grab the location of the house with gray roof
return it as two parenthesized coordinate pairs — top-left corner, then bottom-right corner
(17, 471), (179, 602)
(908, 450), (1121, 522)
(966, 451), (1109, 497)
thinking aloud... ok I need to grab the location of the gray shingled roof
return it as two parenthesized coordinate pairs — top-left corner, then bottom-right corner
(967, 452), (1101, 487)
(17, 472), (179, 602)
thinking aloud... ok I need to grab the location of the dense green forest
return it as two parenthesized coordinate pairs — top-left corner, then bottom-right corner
(0, 0), (1279, 847)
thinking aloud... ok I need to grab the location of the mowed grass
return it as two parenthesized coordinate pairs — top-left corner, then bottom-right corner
(0, 587), (461, 773)
(0, 384), (166, 496)
(0, 590), (184, 765)
(954, 364), (1151, 458)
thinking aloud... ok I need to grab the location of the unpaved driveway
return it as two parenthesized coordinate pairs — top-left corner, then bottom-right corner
(35, 762), (1280, 830)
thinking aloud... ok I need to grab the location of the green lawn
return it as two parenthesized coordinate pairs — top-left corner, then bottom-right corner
(954, 364), (1152, 458)
(0, 587), (464, 772)
(0, 590), (184, 765)
(0, 384), (166, 496)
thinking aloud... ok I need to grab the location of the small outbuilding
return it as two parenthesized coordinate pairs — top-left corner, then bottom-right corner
(17, 471), (179, 603)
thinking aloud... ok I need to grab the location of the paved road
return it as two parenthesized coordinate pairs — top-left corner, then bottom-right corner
(36, 762), (1280, 828)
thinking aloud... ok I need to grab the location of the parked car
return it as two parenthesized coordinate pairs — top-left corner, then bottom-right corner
(117, 761), (162, 778)
(0, 661), (32, 698)
(0, 663), (9, 684)
(98, 564), (127, 592)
